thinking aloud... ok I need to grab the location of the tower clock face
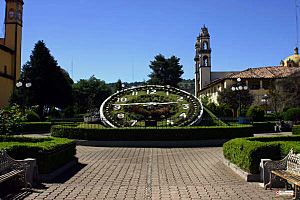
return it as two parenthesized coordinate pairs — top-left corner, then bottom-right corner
(100, 85), (203, 128)
(8, 9), (15, 19)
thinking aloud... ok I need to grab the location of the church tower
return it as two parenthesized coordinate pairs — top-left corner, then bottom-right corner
(0, 0), (24, 108)
(4, 0), (24, 82)
(194, 25), (212, 97)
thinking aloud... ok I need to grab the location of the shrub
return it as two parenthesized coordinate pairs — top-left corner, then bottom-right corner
(25, 109), (40, 122)
(246, 106), (265, 122)
(17, 122), (78, 134)
(0, 105), (26, 135)
(293, 125), (300, 135)
(206, 103), (233, 117)
(0, 136), (76, 174)
(51, 124), (253, 141)
(283, 108), (300, 122)
(19, 122), (52, 133)
(252, 122), (276, 133)
(264, 113), (277, 121)
(223, 136), (300, 174)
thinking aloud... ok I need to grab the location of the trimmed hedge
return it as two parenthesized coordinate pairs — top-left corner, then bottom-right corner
(293, 125), (300, 135)
(0, 136), (76, 174)
(223, 136), (300, 174)
(51, 125), (254, 141)
(252, 122), (276, 133)
(16, 122), (77, 134)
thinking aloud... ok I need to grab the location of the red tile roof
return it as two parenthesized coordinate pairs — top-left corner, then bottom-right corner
(201, 66), (300, 91)
(228, 66), (300, 79)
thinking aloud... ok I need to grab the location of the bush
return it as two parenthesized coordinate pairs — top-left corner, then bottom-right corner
(0, 105), (25, 135)
(264, 113), (277, 121)
(51, 124), (253, 141)
(283, 108), (300, 122)
(246, 106), (265, 122)
(206, 103), (233, 117)
(17, 122), (78, 134)
(293, 125), (300, 135)
(19, 122), (52, 133)
(252, 122), (276, 133)
(0, 136), (76, 174)
(25, 109), (40, 122)
(223, 136), (300, 174)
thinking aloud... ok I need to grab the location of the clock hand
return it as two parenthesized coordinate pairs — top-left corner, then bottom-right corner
(112, 102), (179, 106)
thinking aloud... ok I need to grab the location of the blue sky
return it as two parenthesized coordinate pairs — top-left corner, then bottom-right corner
(0, 0), (298, 83)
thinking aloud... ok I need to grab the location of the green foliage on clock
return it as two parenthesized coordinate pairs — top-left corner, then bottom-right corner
(100, 85), (203, 127)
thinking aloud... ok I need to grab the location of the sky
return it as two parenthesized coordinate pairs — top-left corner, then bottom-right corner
(0, 0), (299, 83)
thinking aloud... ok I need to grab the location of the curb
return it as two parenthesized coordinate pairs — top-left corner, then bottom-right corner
(223, 158), (260, 182)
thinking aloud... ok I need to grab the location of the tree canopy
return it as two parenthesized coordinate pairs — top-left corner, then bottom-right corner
(73, 76), (112, 114)
(217, 88), (254, 116)
(17, 40), (73, 116)
(148, 54), (184, 87)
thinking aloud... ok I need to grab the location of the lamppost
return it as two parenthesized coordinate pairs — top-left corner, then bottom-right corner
(261, 94), (269, 114)
(231, 78), (248, 117)
(16, 81), (32, 114)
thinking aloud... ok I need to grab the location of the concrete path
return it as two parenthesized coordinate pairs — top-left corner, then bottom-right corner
(21, 145), (287, 200)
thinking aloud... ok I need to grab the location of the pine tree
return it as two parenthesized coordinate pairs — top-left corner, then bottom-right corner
(148, 54), (184, 87)
(21, 40), (73, 116)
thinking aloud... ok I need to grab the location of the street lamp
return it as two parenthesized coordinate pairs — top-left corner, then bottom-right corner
(231, 78), (248, 117)
(261, 94), (269, 114)
(16, 80), (32, 114)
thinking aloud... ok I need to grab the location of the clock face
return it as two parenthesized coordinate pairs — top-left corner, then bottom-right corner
(17, 11), (22, 21)
(100, 85), (203, 128)
(8, 9), (15, 19)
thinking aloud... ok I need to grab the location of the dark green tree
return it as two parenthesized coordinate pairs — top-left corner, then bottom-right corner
(148, 54), (184, 87)
(115, 79), (123, 92)
(73, 76), (112, 114)
(276, 72), (300, 109)
(17, 40), (73, 117)
(218, 88), (254, 117)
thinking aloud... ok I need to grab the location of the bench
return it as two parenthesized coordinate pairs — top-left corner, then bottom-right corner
(265, 149), (300, 199)
(0, 150), (29, 190)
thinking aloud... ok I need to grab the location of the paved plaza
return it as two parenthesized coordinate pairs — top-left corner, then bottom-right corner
(15, 143), (289, 200)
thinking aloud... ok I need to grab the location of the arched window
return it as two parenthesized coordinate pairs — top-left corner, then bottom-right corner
(203, 56), (208, 66)
(203, 41), (208, 50)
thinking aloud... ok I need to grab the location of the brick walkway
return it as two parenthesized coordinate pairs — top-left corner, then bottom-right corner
(23, 145), (287, 200)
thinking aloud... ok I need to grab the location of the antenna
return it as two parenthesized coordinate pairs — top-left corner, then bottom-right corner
(132, 58), (135, 82)
(296, 0), (299, 47)
(71, 58), (74, 80)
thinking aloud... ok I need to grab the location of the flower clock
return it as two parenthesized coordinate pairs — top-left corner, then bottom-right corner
(100, 85), (203, 127)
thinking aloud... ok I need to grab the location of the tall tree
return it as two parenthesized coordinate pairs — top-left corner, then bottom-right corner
(19, 40), (73, 116)
(148, 54), (184, 87)
(114, 79), (123, 92)
(218, 88), (254, 117)
(276, 72), (300, 109)
(73, 76), (112, 114)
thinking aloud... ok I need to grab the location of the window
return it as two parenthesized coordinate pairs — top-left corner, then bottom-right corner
(203, 56), (208, 66)
(203, 41), (208, 50)
(248, 79), (260, 90)
(262, 79), (271, 89)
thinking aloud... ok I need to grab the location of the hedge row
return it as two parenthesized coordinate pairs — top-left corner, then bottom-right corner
(16, 122), (77, 134)
(51, 125), (254, 141)
(293, 125), (300, 135)
(0, 136), (76, 174)
(223, 136), (300, 174)
(252, 122), (276, 133)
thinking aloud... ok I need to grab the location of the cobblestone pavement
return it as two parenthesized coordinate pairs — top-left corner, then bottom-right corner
(23, 146), (289, 200)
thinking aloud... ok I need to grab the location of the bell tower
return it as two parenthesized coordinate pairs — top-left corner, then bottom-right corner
(4, 0), (24, 83)
(194, 25), (212, 97)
